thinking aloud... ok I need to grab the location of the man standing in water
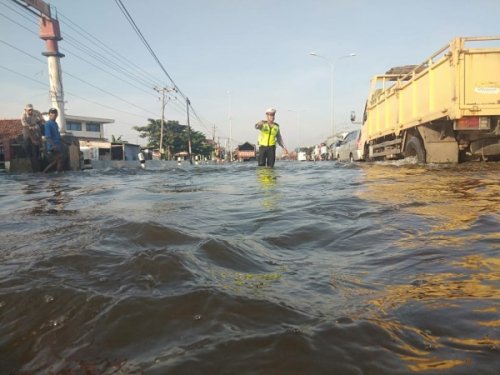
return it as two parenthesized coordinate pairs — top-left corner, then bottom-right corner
(255, 108), (288, 167)
(43, 108), (63, 173)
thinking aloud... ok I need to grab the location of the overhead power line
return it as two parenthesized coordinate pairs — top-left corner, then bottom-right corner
(0, 8), (37, 35)
(60, 42), (158, 98)
(0, 37), (157, 117)
(112, 0), (214, 134)
(2, 0), (212, 135)
(59, 5), (203, 125)
(0, 63), (47, 87)
(113, 0), (186, 99)
(0, 63), (151, 120)
(2, 0), (38, 25)
(57, 10), (163, 88)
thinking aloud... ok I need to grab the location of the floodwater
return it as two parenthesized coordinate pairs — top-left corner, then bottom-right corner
(0, 161), (499, 374)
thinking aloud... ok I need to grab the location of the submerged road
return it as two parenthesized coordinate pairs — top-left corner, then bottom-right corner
(0, 161), (499, 374)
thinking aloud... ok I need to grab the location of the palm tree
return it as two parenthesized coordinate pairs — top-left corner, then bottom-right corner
(111, 135), (122, 143)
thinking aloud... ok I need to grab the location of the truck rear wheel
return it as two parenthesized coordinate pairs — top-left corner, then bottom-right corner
(404, 136), (426, 163)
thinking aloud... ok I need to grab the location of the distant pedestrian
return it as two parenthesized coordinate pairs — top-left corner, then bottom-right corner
(43, 108), (63, 173)
(21, 103), (44, 158)
(320, 143), (328, 160)
(313, 144), (320, 161)
(255, 108), (288, 167)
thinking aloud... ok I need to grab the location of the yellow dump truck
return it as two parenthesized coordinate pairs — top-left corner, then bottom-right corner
(361, 36), (500, 163)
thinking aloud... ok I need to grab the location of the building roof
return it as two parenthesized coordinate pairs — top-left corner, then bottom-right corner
(0, 119), (22, 139)
(66, 115), (114, 124)
(78, 137), (109, 142)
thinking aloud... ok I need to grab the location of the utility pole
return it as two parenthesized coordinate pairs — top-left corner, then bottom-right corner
(14, 0), (67, 132)
(212, 124), (216, 161)
(154, 86), (174, 160)
(186, 97), (193, 165)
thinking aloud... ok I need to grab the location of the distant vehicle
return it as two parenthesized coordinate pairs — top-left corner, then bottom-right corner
(297, 151), (308, 161)
(336, 130), (364, 162)
(80, 146), (99, 169)
(236, 142), (256, 161)
(330, 132), (349, 160)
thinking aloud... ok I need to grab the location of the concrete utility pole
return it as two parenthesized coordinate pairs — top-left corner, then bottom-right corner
(212, 124), (216, 160)
(15, 0), (67, 132)
(42, 16), (66, 132)
(154, 86), (175, 159)
(186, 97), (193, 165)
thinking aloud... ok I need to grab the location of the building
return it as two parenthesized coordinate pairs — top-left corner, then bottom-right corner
(66, 114), (114, 140)
(67, 115), (142, 167)
(67, 114), (113, 160)
(0, 119), (23, 170)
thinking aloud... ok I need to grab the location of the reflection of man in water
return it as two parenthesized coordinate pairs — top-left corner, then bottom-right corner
(257, 167), (277, 189)
(255, 108), (288, 167)
(257, 168), (279, 210)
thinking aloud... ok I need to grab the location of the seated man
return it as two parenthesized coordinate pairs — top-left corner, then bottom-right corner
(21, 104), (45, 145)
(21, 103), (44, 158)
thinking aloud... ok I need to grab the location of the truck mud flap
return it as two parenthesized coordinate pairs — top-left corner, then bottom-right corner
(417, 123), (459, 163)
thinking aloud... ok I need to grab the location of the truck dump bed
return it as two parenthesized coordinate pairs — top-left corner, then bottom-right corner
(364, 36), (500, 142)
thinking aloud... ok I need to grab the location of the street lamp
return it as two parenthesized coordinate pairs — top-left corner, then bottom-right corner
(309, 52), (356, 136)
(227, 90), (232, 162)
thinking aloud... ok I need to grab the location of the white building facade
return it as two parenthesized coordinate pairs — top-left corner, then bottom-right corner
(65, 115), (114, 139)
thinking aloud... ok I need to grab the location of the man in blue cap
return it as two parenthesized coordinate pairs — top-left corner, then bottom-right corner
(43, 107), (63, 173)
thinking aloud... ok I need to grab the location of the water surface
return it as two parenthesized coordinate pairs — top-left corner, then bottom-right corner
(0, 161), (499, 374)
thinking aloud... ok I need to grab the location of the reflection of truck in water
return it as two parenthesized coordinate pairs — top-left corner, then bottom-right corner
(360, 36), (500, 163)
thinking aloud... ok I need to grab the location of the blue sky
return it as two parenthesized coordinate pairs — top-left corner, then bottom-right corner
(1, 0), (499, 149)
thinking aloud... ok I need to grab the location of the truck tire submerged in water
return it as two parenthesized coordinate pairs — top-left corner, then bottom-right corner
(404, 136), (426, 163)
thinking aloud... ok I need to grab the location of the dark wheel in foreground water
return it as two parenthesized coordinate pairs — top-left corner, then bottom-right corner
(404, 136), (426, 163)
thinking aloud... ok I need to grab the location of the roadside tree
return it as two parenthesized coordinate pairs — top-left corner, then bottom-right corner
(133, 119), (213, 159)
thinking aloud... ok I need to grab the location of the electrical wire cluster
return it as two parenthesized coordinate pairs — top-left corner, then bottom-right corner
(0, 0), (218, 139)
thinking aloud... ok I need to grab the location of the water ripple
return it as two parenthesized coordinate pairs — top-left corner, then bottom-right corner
(0, 162), (499, 374)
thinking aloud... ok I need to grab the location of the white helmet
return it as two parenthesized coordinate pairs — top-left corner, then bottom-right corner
(265, 107), (276, 114)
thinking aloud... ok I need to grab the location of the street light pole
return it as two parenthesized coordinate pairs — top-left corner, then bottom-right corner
(227, 90), (232, 162)
(309, 52), (356, 137)
(287, 108), (302, 153)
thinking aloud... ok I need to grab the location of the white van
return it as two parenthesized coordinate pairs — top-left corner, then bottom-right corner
(336, 130), (364, 162)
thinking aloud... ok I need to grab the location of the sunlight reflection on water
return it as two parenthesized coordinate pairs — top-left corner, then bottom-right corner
(0, 161), (499, 373)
